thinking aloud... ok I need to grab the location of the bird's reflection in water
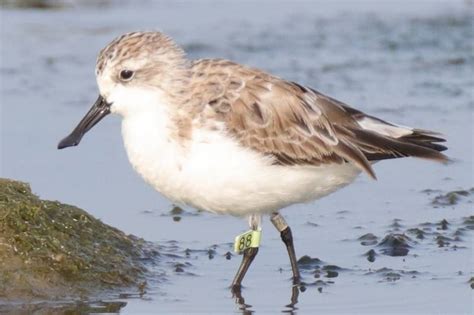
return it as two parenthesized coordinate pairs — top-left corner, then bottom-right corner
(232, 284), (305, 314)
(232, 286), (254, 315)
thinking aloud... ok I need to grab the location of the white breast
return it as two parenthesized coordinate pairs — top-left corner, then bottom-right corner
(121, 107), (186, 202)
(122, 109), (361, 217)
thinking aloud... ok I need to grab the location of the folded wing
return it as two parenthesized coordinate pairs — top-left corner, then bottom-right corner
(193, 60), (448, 179)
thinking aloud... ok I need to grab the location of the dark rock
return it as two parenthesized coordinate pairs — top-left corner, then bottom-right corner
(435, 235), (453, 247)
(325, 270), (339, 278)
(364, 249), (377, 262)
(358, 233), (378, 246)
(322, 265), (343, 271)
(377, 233), (413, 256)
(437, 219), (449, 230)
(384, 272), (401, 282)
(297, 255), (323, 269)
(207, 249), (216, 260)
(462, 216), (474, 230)
(169, 206), (184, 215)
(388, 219), (404, 231)
(432, 189), (473, 206)
(406, 228), (426, 239)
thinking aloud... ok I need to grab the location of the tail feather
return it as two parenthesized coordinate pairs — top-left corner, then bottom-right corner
(399, 129), (447, 152)
(348, 127), (448, 162)
(352, 114), (448, 162)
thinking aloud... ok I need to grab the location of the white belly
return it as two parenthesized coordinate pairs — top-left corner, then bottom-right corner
(122, 115), (361, 217)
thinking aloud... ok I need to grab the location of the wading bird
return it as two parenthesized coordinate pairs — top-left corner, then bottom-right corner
(58, 31), (447, 292)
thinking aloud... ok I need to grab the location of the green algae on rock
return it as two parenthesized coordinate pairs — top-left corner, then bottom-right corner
(0, 178), (152, 299)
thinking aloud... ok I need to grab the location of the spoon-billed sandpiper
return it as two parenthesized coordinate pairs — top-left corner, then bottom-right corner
(58, 31), (447, 292)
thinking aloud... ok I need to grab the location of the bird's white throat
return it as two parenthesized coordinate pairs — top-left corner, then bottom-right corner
(120, 90), (188, 203)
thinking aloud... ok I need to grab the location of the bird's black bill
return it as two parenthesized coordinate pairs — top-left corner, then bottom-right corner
(57, 95), (111, 149)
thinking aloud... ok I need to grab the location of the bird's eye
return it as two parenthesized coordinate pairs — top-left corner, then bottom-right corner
(119, 69), (134, 81)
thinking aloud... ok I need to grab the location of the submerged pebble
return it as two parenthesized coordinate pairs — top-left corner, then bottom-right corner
(325, 270), (339, 278)
(173, 262), (193, 274)
(431, 189), (473, 206)
(364, 249), (377, 262)
(170, 206), (184, 215)
(358, 233), (378, 246)
(434, 234), (453, 247)
(437, 219), (449, 230)
(297, 255), (323, 269)
(388, 219), (404, 231)
(377, 233), (413, 256)
(462, 216), (474, 230)
(384, 272), (401, 282)
(406, 228), (426, 239)
(207, 249), (216, 260)
(322, 265), (343, 271)
(162, 205), (199, 220)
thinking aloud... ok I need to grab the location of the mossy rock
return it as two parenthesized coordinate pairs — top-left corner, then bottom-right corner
(0, 178), (153, 300)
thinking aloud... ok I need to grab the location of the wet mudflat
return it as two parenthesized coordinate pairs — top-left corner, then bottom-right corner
(1, 0), (473, 313)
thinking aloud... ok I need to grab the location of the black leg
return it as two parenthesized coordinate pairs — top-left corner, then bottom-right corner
(280, 226), (301, 285)
(271, 212), (301, 285)
(231, 247), (259, 293)
(287, 284), (300, 309)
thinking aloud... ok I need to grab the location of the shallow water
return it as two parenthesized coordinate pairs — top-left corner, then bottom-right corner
(1, 0), (473, 313)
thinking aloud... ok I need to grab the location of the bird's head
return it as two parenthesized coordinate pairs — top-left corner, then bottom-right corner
(58, 31), (188, 149)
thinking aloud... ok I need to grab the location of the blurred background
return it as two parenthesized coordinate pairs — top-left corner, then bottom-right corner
(1, 0), (473, 313)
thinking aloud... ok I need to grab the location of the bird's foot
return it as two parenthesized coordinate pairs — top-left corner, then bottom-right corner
(230, 283), (243, 297)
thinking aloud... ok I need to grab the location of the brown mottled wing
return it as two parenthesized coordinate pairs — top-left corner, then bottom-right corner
(193, 60), (447, 179)
(192, 60), (375, 178)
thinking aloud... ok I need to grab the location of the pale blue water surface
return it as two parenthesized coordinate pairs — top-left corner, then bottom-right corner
(1, 0), (473, 314)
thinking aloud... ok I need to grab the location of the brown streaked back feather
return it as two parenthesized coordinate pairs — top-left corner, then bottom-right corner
(190, 59), (448, 179)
